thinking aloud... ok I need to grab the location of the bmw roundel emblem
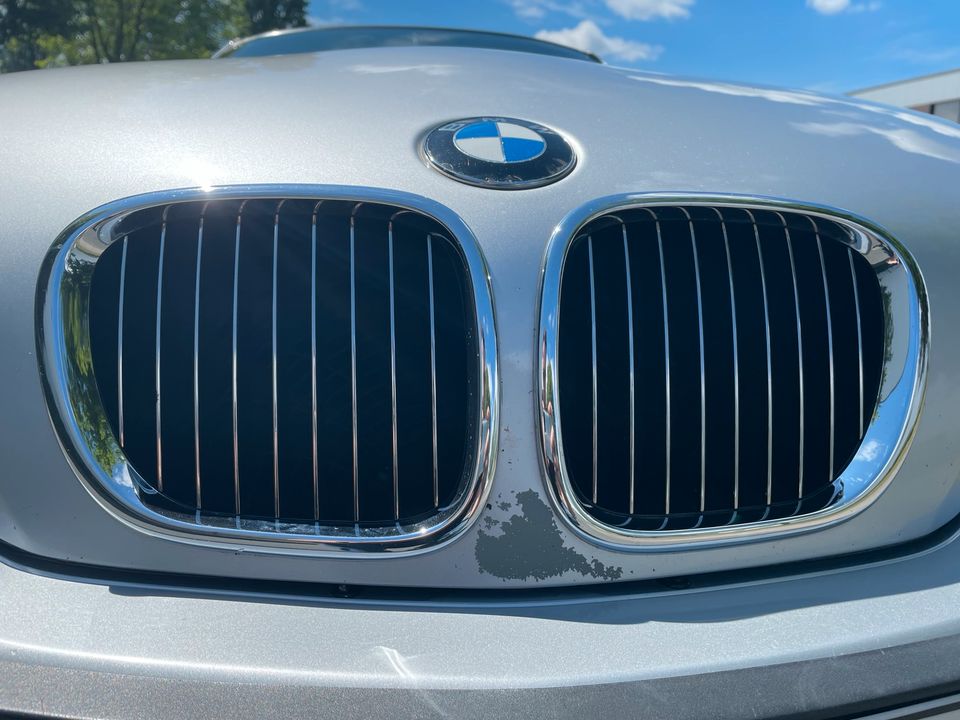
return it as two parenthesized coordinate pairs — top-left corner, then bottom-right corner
(422, 117), (576, 190)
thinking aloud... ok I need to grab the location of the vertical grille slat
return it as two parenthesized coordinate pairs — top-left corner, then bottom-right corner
(812, 220), (837, 480)
(271, 202), (282, 521)
(158, 209), (201, 509)
(349, 211), (359, 524)
(310, 203), (321, 523)
(587, 235), (598, 505)
(427, 233), (440, 510)
(555, 205), (885, 531)
(782, 214), (806, 502)
(193, 210), (205, 511)
(388, 216), (400, 522)
(620, 222), (636, 516)
(682, 210), (708, 517)
(744, 212), (774, 510)
(715, 210), (741, 512)
(661, 211), (701, 520)
(154, 210), (167, 492)
(89, 197), (482, 536)
(849, 247), (865, 438)
(231, 203), (243, 517)
(117, 235), (128, 449)
(651, 210), (672, 520)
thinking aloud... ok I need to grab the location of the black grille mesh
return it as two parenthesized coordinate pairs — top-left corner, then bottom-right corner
(557, 207), (884, 530)
(89, 199), (478, 529)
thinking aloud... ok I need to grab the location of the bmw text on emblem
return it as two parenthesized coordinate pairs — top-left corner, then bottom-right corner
(422, 117), (576, 190)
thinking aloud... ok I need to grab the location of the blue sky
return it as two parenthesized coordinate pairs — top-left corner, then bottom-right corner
(307, 0), (960, 93)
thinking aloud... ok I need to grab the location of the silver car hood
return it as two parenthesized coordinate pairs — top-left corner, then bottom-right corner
(2, 46), (960, 588)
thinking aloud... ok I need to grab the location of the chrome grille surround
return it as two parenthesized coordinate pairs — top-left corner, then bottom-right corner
(37, 185), (499, 554)
(538, 194), (927, 550)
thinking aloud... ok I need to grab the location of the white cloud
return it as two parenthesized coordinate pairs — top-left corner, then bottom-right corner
(604, 0), (693, 21)
(507, 0), (587, 20)
(536, 19), (663, 61)
(807, 0), (881, 15)
(807, 0), (849, 13)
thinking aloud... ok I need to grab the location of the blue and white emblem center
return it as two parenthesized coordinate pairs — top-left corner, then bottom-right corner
(453, 121), (547, 163)
(422, 116), (575, 189)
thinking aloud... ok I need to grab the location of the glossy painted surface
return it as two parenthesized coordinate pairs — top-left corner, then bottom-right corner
(5, 520), (960, 717)
(1, 46), (960, 590)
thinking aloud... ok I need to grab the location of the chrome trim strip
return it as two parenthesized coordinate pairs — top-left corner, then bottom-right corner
(310, 202), (322, 522)
(193, 207), (206, 510)
(117, 235), (128, 449)
(231, 201), (246, 517)
(154, 207), (169, 492)
(538, 192), (928, 550)
(271, 200), (284, 521)
(646, 208), (672, 517)
(620, 221), (636, 515)
(811, 217), (837, 478)
(715, 209), (740, 510)
(427, 233), (440, 510)
(388, 216), (400, 521)
(38, 185), (499, 556)
(746, 210), (774, 508)
(849, 246), (865, 437)
(587, 235), (598, 505)
(680, 208), (707, 515)
(349, 207), (360, 524)
(780, 212), (806, 499)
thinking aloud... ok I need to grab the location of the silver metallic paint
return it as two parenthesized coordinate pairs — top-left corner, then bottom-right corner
(5, 517), (960, 717)
(0, 47), (958, 590)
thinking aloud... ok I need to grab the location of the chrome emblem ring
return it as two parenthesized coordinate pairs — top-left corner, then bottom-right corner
(422, 117), (576, 190)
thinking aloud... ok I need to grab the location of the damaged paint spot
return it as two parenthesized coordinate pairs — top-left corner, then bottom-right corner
(475, 489), (623, 581)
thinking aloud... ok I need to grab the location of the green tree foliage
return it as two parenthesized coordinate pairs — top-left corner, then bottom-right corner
(0, 0), (73, 70)
(246, 0), (306, 35)
(0, 0), (308, 72)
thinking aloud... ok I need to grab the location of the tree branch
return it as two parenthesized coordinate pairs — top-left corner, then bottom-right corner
(128, 0), (148, 59)
(114, 0), (126, 61)
(85, 0), (107, 62)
